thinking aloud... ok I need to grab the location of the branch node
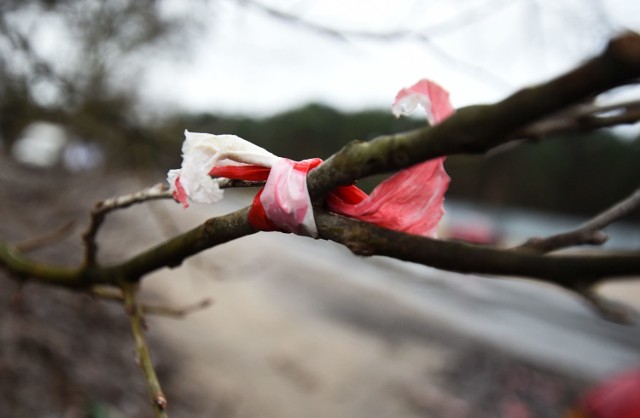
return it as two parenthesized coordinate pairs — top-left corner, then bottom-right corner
(345, 239), (375, 256)
(587, 231), (609, 245)
(608, 31), (640, 69)
(155, 394), (168, 411)
(579, 289), (635, 324)
(82, 183), (173, 267)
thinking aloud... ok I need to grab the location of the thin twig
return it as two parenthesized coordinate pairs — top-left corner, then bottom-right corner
(242, 0), (513, 41)
(1, 33), (639, 291)
(81, 180), (263, 267)
(122, 283), (169, 418)
(92, 286), (214, 318)
(90, 285), (123, 301)
(82, 183), (172, 267)
(588, 98), (640, 114)
(579, 288), (635, 324)
(240, 0), (512, 88)
(517, 99), (640, 140)
(15, 221), (75, 253)
(307, 32), (640, 200)
(142, 298), (214, 318)
(516, 186), (640, 253)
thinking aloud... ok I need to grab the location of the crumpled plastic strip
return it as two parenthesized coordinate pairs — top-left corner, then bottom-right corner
(255, 158), (321, 237)
(168, 78), (454, 238)
(167, 131), (279, 208)
(330, 78), (454, 237)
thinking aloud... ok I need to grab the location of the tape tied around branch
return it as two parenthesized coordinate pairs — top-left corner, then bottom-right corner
(168, 79), (454, 238)
(212, 158), (323, 237)
(209, 154), (449, 238)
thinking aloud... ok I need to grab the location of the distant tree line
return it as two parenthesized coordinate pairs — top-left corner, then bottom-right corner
(169, 104), (640, 219)
(3, 1), (636, 220)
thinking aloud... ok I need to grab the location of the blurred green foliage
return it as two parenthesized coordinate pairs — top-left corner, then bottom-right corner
(170, 104), (640, 219)
(1, 2), (637, 218)
(174, 104), (425, 161)
(446, 131), (640, 218)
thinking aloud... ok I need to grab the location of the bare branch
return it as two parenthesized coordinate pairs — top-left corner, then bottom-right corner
(239, 0), (512, 88)
(92, 286), (214, 318)
(314, 210), (640, 288)
(82, 183), (172, 267)
(81, 179), (263, 267)
(307, 32), (640, 200)
(15, 221), (75, 253)
(240, 0), (514, 42)
(517, 99), (640, 140)
(575, 186), (640, 233)
(122, 283), (169, 418)
(516, 187), (640, 253)
(0, 242), (84, 288)
(0, 207), (256, 288)
(579, 288), (635, 324)
(239, 0), (511, 41)
(1, 33), (639, 293)
(90, 285), (123, 301)
(142, 298), (214, 318)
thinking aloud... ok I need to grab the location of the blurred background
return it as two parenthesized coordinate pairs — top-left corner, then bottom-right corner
(1, 1), (640, 417)
(2, 0), (640, 231)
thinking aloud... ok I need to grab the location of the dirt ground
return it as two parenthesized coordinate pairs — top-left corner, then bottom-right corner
(0, 158), (616, 418)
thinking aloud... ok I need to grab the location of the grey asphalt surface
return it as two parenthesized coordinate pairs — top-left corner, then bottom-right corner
(157, 191), (640, 381)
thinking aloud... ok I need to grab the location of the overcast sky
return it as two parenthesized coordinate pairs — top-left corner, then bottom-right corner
(143, 0), (640, 117)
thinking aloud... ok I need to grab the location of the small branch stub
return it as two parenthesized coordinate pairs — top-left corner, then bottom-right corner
(155, 394), (168, 411)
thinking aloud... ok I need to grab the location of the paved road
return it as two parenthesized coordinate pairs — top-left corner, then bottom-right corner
(150, 191), (640, 381)
(284, 235), (640, 379)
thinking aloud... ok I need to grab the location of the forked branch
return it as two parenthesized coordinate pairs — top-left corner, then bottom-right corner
(0, 33), (638, 295)
(516, 186), (640, 254)
(0, 31), (639, 418)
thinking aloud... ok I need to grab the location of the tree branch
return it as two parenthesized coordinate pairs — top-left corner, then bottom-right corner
(15, 221), (75, 253)
(517, 99), (640, 140)
(314, 210), (640, 288)
(306, 32), (640, 199)
(83, 183), (172, 267)
(142, 297), (214, 318)
(0, 35), (639, 418)
(95, 207), (256, 283)
(92, 286), (214, 318)
(516, 186), (640, 253)
(122, 283), (168, 418)
(578, 288), (635, 324)
(81, 179), (263, 268)
(239, 0), (513, 88)
(1, 32), (639, 292)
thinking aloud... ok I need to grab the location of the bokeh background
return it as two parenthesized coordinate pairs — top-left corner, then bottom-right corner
(1, 1), (639, 417)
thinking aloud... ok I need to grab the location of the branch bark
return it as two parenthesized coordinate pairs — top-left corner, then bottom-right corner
(517, 99), (640, 140)
(1, 32), (639, 418)
(314, 210), (640, 288)
(83, 183), (172, 267)
(516, 186), (640, 253)
(0, 32), (639, 291)
(306, 32), (640, 199)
